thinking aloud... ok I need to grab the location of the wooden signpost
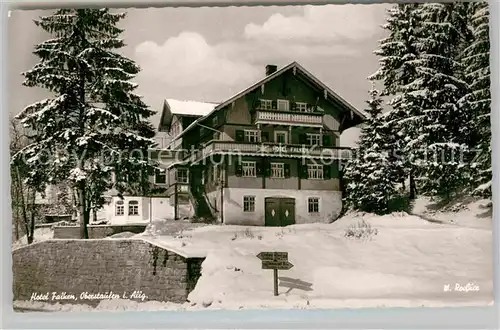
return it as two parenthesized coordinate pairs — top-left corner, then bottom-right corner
(257, 251), (294, 296)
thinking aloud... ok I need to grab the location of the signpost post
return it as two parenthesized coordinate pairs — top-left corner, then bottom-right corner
(257, 252), (293, 296)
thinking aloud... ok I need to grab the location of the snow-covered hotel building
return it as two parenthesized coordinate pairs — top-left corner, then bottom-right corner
(105, 62), (365, 226)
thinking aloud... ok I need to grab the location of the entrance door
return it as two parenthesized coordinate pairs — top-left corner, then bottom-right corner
(265, 197), (296, 227)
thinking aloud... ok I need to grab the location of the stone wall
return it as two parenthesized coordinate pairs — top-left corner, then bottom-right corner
(53, 224), (147, 239)
(12, 239), (205, 305)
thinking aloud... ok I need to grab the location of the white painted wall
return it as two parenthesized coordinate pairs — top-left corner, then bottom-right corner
(151, 197), (175, 221)
(221, 188), (342, 226)
(101, 196), (179, 224)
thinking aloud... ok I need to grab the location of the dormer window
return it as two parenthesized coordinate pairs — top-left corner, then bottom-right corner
(277, 99), (289, 111)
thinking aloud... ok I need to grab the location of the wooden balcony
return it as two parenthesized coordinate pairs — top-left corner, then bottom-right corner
(255, 110), (323, 127)
(190, 141), (352, 164)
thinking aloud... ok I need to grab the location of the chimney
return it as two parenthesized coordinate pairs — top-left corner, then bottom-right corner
(266, 64), (277, 76)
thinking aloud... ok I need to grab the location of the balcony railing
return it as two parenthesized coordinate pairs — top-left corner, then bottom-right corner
(189, 141), (352, 164)
(255, 110), (323, 127)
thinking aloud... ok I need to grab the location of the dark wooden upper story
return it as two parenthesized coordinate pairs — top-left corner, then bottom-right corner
(158, 62), (365, 158)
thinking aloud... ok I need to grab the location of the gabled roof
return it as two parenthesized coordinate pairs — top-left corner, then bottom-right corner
(166, 99), (218, 117)
(158, 99), (219, 131)
(172, 61), (366, 140)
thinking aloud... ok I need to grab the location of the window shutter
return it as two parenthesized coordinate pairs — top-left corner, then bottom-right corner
(264, 161), (271, 177)
(235, 130), (244, 142)
(324, 165), (331, 180)
(290, 102), (297, 111)
(254, 99), (261, 109)
(332, 161), (339, 179)
(298, 133), (307, 145)
(271, 100), (277, 110)
(299, 163), (309, 179)
(284, 163), (291, 178)
(235, 161), (242, 176)
(322, 135), (332, 147)
(256, 161), (263, 176)
(261, 131), (269, 142)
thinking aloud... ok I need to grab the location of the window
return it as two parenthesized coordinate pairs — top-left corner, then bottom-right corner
(115, 200), (124, 216)
(307, 133), (321, 146)
(277, 99), (290, 111)
(242, 161), (256, 177)
(243, 196), (255, 212)
(128, 200), (139, 216)
(308, 197), (320, 213)
(212, 116), (218, 126)
(308, 164), (324, 180)
(259, 99), (272, 110)
(274, 131), (288, 144)
(244, 130), (260, 143)
(155, 170), (167, 185)
(171, 120), (182, 137)
(176, 168), (188, 183)
(270, 163), (285, 178)
(296, 102), (308, 112)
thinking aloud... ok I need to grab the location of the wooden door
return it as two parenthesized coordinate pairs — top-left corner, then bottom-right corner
(265, 198), (280, 227)
(281, 198), (295, 226)
(265, 197), (295, 227)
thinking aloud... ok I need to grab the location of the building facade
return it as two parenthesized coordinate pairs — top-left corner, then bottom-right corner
(159, 62), (365, 226)
(102, 99), (218, 225)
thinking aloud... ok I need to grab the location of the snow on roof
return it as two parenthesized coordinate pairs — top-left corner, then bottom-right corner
(165, 99), (218, 117)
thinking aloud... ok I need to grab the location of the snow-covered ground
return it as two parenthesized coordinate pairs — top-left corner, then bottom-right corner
(13, 197), (494, 311)
(12, 227), (54, 250)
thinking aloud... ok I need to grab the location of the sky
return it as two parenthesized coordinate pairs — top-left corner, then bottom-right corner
(7, 4), (390, 145)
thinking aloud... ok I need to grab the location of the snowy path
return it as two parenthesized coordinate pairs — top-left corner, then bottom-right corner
(12, 198), (493, 311)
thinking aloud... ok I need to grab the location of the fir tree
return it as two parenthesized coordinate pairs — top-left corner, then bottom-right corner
(369, 4), (422, 199)
(403, 3), (471, 200)
(13, 9), (158, 238)
(459, 1), (491, 197)
(344, 86), (397, 214)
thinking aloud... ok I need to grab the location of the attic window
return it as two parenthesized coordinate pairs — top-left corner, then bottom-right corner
(259, 99), (272, 110)
(212, 116), (218, 126)
(277, 99), (289, 111)
(296, 102), (308, 112)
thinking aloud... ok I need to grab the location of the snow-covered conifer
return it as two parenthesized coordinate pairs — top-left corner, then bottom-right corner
(459, 1), (491, 197)
(13, 9), (158, 238)
(402, 3), (471, 200)
(344, 86), (398, 214)
(369, 4), (423, 198)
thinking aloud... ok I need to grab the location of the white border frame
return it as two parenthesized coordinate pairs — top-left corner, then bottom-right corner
(1, 1), (498, 329)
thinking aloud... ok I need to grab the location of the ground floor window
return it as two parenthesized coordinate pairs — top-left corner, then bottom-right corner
(116, 200), (124, 216)
(243, 196), (255, 212)
(308, 197), (319, 213)
(128, 200), (139, 216)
